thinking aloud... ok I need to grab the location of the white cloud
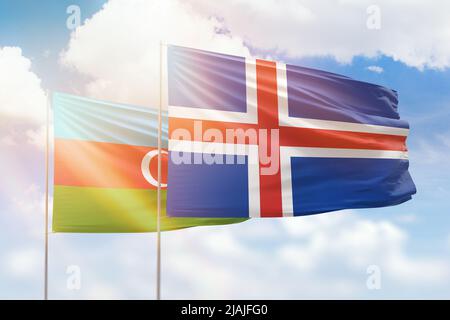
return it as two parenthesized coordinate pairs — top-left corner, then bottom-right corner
(26, 125), (46, 148)
(191, 0), (450, 70)
(59, 0), (450, 108)
(159, 212), (450, 299)
(394, 214), (417, 224)
(279, 214), (448, 285)
(2, 248), (41, 279)
(0, 47), (47, 148)
(367, 65), (384, 73)
(60, 0), (251, 107)
(85, 284), (123, 300)
(11, 184), (46, 238)
(0, 46), (48, 294)
(0, 47), (47, 123)
(0, 134), (16, 146)
(22, 212), (449, 300)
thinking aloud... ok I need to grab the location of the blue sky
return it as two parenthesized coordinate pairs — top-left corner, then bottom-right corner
(0, 0), (105, 90)
(1, 0), (450, 299)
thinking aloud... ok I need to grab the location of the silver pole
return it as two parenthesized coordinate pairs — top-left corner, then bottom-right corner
(156, 41), (163, 300)
(44, 91), (50, 300)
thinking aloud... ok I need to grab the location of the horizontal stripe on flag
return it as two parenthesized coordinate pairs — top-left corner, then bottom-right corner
(169, 140), (408, 160)
(53, 92), (168, 147)
(168, 117), (408, 151)
(278, 116), (409, 136)
(54, 138), (167, 189)
(53, 185), (247, 233)
(280, 147), (408, 159)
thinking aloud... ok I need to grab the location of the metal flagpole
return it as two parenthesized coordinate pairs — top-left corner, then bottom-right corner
(44, 90), (50, 300)
(156, 41), (163, 300)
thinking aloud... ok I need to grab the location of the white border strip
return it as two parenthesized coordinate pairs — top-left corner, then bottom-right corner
(247, 147), (261, 218)
(170, 139), (249, 155)
(276, 62), (289, 126)
(279, 116), (409, 136)
(280, 150), (294, 216)
(280, 147), (408, 159)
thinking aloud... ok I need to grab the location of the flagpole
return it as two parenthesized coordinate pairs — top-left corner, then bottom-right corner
(156, 41), (163, 301)
(44, 90), (50, 300)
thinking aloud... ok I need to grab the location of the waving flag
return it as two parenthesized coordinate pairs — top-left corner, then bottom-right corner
(166, 45), (416, 218)
(52, 92), (246, 232)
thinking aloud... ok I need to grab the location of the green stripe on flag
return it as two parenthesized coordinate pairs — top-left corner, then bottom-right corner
(53, 185), (247, 233)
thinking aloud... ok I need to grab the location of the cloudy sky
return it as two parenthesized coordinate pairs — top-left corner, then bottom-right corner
(1, 0), (450, 299)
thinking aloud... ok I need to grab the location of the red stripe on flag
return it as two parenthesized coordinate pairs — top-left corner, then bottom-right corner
(256, 59), (283, 217)
(278, 126), (407, 151)
(168, 118), (407, 151)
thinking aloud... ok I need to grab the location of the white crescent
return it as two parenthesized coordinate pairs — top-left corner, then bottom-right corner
(141, 150), (168, 188)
